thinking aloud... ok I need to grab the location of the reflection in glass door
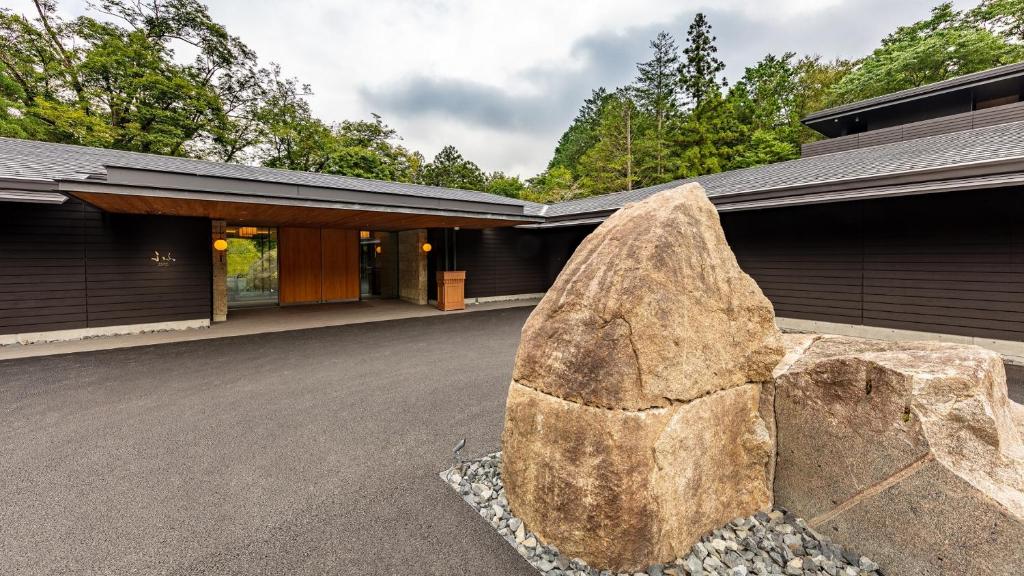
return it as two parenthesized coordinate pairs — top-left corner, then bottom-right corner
(226, 226), (279, 307)
(359, 231), (398, 298)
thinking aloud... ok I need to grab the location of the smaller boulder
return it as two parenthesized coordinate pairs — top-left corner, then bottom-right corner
(773, 335), (1024, 575)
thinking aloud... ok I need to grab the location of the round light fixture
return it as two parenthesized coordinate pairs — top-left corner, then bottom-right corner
(421, 242), (432, 253)
(213, 239), (228, 251)
(375, 245), (382, 254)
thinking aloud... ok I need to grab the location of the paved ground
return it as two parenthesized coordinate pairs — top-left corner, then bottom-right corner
(0, 307), (537, 576)
(0, 298), (541, 361)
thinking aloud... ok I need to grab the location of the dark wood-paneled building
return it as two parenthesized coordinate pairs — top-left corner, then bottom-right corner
(1, 63), (1022, 366)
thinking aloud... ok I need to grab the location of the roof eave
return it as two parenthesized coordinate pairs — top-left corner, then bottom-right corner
(57, 180), (544, 224)
(801, 62), (1024, 125)
(99, 165), (527, 215)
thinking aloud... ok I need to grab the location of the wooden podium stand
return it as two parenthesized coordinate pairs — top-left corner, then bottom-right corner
(436, 270), (466, 311)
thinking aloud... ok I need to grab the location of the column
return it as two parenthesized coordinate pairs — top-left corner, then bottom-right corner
(212, 220), (228, 322)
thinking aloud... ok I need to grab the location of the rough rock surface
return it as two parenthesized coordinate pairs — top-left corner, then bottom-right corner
(443, 452), (884, 576)
(774, 334), (1024, 575)
(503, 184), (783, 572)
(503, 382), (773, 570)
(513, 183), (782, 410)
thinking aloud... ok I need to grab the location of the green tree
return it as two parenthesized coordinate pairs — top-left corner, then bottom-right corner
(548, 87), (609, 176)
(483, 171), (526, 197)
(792, 56), (855, 140)
(723, 53), (803, 167)
(524, 165), (580, 202)
(321, 114), (423, 182)
(257, 67), (333, 172)
(671, 90), (748, 177)
(0, 0), (267, 155)
(634, 31), (680, 179)
(226, 238), (259, 276)
(830, 2), (1024, 104)
(421, 145), (486, 190)
(679, 13), (726, 108)
(577, 89), (655, 193)
(969, 0), (1024, 41)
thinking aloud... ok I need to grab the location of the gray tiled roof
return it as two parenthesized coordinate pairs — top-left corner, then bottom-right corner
(802, 61), (1024, 122)
(0, 137), (527, 207)
(3, 117), (1024, 221)
(545, 119), (1024, 218)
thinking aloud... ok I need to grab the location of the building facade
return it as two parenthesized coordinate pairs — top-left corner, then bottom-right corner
(1, 64), (1022, 371)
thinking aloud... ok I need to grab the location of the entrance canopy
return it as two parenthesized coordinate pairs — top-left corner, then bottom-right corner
(68, 187), (535, 230)
(0, 138), (543, 229)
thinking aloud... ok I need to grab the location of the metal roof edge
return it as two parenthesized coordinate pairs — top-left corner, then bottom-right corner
(99, 163), (528, 210)
(94, 166), (527, 217)
(539, 166), (1024, 225)
(57, 180), (544, 223)
(802, 61), (1024, 124)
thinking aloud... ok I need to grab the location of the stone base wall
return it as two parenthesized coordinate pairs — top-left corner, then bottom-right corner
(212, 220), (227, 322)
(398, 229), (428, 305)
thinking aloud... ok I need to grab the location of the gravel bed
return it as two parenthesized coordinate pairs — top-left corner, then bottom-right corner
(442, 452), (884, 576)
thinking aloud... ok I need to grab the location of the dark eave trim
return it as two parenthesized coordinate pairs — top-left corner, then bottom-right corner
(101, 165), (527, 216)
(802, 62), (1024, 125)
(715, 172), (1024, 212)
(707, 155), (1024, 204)
(0, 189), (68, 204)
(56, 180), (544, 223)
(530, 164), (1024, 227)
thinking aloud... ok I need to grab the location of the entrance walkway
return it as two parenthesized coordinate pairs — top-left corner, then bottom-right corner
(0, 298), (541, 361)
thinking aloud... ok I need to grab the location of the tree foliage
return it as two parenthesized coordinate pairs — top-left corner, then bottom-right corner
(831, 2), (1024, 104)
(421, 145), (485, 190)
(678, 13), (726, 108)
(0, 0), (477, 192)
(534, 2), (1024, 202)
(547, 87), (609, 176)
(5, 1), (1024, 205)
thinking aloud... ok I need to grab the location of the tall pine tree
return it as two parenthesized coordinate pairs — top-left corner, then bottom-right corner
(548, 87), (610, 176)
(577, 88), (655, 193)
(634, 31), (680, 179)
(679, 13), (726, 108)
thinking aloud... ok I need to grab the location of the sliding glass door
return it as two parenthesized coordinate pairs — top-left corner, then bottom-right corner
(359, 231), (398, 298)
(226, 226), (279, 307)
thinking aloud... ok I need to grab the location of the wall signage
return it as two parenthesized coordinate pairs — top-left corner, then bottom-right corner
(151, 251), (176, 267)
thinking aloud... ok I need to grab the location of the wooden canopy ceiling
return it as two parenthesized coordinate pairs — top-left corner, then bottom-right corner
(71, 192), (533, 230)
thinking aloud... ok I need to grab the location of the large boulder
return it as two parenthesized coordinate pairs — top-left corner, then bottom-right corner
(502, 184), (783, 572)
(774, 334), (1024, 574)
(513, 184), (782, 410)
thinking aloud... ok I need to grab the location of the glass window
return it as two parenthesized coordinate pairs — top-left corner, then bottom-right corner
(360, 231), (398, 298)
(226, 226), (278, 307)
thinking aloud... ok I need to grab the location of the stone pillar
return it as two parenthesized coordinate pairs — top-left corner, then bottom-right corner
(398, 229), (428, 305)
(211, 220), (228, 322)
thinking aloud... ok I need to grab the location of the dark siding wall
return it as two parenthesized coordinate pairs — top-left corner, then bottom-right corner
(723, 203), (865, 326)
(802, 101), (1024, 157)
(427, 226), (593, 300)
(723, 188), (1024, 342)
(0, 200), (88, 333)
(449, 188), (1023, 344)
(1008, 364), (1024, 403)
(84, 206), (211, 328)
(0, 199), (211, 335)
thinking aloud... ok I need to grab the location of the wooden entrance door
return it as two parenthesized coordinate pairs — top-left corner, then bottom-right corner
(278, 226), (359, 304)
(279, 227), (322, 304)
(322, 228), (359, 301)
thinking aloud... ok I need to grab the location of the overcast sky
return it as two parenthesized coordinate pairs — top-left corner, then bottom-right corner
(9, 0), (979, 177)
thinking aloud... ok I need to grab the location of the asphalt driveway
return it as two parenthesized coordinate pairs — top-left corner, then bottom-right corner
(0, 307), (537, 576)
